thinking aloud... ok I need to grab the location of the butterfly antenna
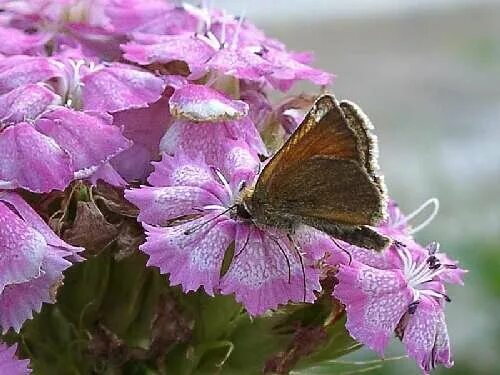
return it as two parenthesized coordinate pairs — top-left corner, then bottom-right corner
(332, 238), (352, 265)
(396, 198), (439, 234)
(234, 230), (251, 258)
(183, 206), (233, 235)
(268, 235), (292, 284)
(287, 234), (306, 302)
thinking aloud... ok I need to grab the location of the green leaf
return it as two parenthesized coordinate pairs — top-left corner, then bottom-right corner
(292, 316), (360, 370)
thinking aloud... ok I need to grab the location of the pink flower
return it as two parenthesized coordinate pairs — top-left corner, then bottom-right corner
(121, 3), (332, 90)
(125, 149), (335, 315)
(0, 343), (30, 374)
(332, 201), (466, 374)
(0, 192), (83, 333)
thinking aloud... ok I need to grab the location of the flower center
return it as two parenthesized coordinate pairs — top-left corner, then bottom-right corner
(396, 242), (455, 303)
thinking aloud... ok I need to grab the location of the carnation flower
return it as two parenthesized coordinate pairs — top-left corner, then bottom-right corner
(0, 343), (30, 374)
(332, 200), (466, 374)
(0, 192), (83, 332)
(125, 147), (340, 315)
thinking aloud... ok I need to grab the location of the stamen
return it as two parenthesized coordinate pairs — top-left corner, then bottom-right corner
(211, 166), (233, 202)
(426, 241), (440, 255)
(230, 8), (247, 50)
(420, 289), (451, 302)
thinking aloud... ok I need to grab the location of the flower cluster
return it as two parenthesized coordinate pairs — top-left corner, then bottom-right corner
(0, 1), (465, 374)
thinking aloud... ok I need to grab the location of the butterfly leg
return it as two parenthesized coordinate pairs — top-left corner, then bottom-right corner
(286, 233), (306, 302)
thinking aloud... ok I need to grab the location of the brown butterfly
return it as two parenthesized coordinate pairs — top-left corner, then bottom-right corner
(235, 94), (390, 251)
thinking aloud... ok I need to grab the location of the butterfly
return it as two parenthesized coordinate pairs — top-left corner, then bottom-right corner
(236, 94), (390, 251)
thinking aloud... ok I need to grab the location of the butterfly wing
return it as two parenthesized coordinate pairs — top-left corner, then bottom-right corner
(252, 94), (386, 226)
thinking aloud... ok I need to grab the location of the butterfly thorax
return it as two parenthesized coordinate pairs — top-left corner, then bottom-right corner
(233, 187), (298, 231)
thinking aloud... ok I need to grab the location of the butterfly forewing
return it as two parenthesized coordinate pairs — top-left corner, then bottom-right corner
(339, 100), (386, 197)
(252, 94), (386, 227)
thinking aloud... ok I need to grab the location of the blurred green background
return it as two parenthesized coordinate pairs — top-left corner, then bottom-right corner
(218, 1), (500, 373)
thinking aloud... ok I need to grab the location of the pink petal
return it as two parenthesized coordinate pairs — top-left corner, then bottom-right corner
(0, 55), (61, 95)
(221, 140), (259, 188)
(206, 48), (274, 81)
(169, 84), (248, 122)
(82, 63), (166, 112)
(334, 262), (413, 356)
(141, 216), (235, 295)
(294, 225), (338, 261)
(240, 84), (272, 130)
(111, 95), (172, 181)
(88, 162), (127, 187)
(0, 203), (46, 291)
(0, 192), (83, 257)
(0, 84), (60, 126)
(148, 153), (227, 200)
(104, 0), (174, 32)
(126, 186), (220, 226)
(0, 123), (73, 192)
(0, 344), (30, 375)
(160, 118), (266, 168)
(106, 2), (198, 35)
(402, 297), (453, 374)
(264, 49), (333, 91)
(35, 107), (131, 178)
(0, 251), (72, 333)
(122, 33), (215, 73)
(220, 226), (321, 315)
(0, 25), (45, 56)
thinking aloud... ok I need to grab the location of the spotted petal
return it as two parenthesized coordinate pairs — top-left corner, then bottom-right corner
(220, 226), (321, 315)
(334, 262), (413, 355)
(141, 216), (235, 295)
(126, 186), (220, 226)
(401, 297), (453, 374)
